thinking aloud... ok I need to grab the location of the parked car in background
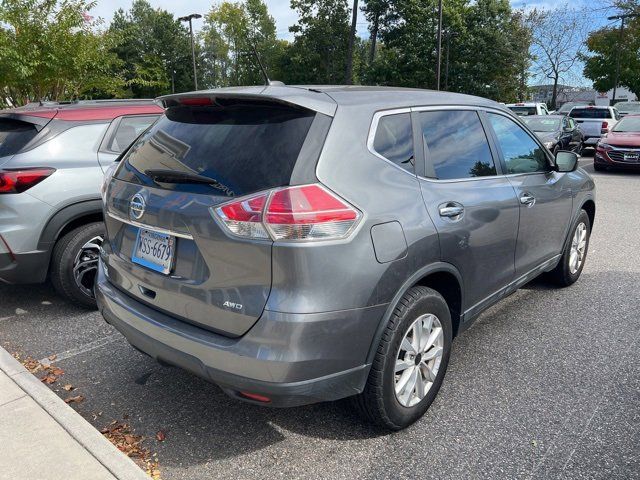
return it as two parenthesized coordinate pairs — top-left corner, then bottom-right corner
(0, 99), (162, 307)
(569, 105), (620, 150)
(96, 86), (595, 430)
(595, 114), (640, 171)
(556, 101), (593, 116)
(521, 115), (584, 154)
(613, 101), (640, 117)
(506, 102), (550, 116)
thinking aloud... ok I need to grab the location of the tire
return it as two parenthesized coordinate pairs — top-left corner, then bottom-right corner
(593, 163), (605, 172)
(546, 210), (590, 287)
(352, 286), (453, 430)
(50, 222), (104, 309)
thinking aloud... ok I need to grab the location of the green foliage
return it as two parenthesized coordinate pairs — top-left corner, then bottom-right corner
(581, 17), (640, 98)
(200, 0), (283, 87)
(0, 0), (123, 106)
(362, 0), (531, 102)
(108, 0), (193, 97)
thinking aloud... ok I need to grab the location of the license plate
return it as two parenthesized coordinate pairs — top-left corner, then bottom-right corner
(132, 228), (175, 274)
(623, 153), (639, 162)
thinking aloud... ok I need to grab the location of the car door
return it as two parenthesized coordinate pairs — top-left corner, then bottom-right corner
(486, 112), (573, 277)
(566, 117), (582, 150)
(98, 115), (160, 170)
(415, 108), (520, 313)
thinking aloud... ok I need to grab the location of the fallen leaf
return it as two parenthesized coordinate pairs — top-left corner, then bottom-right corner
(64, 395), (85, 404)
(49, 367), (64, 376)
(41, 374), (57, 384)
(155, 430), (166, 442)
(63, 384), (74, 391)
(48, 354), (57, 361)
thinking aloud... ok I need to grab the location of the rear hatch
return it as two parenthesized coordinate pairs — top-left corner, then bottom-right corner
(0, 115), (50, 167)
(570, 108), (613, 137)
(103, 95), (331, 337)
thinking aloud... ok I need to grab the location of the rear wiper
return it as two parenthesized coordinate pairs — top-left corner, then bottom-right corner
(144, 169), (235, 196)
(145, 169), (218, 185)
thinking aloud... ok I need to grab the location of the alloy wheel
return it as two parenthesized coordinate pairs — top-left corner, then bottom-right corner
(569, 222), (587, 274)
(394, 313), (444, 407)
(73, 236), (103, 298)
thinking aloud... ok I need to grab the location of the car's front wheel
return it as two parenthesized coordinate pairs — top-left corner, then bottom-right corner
(50, 222), (104, 309)
(547, 210), (591, 287)
(352, 286), (452, 430)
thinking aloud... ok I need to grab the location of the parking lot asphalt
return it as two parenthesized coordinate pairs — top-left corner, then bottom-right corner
(1, 156), (638, 480)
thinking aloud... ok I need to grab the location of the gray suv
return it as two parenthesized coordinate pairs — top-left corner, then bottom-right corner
(96, 86), (595, 430)
(0, 100), (161, 307)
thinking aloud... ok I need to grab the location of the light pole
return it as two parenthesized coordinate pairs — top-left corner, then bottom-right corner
(178, 13), (202, 91)
(444, 30), (458, 91)
(435, 0), (443, 90)
(607, 13), (639, 104)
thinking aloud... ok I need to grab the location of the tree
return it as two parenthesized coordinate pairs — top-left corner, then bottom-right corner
(528, 7), (588, 109)
(284, 0), (352, 84)
(0, 0), (123, 106)
(581, 6), (640, 98)
(200, 0), (282, 87)
(108, 0), (193, 97)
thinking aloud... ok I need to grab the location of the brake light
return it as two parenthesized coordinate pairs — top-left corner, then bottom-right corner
(601, 121), (609, 134)
(179, 97), (213, 106)
(0, 168), (55, 194)
(213, 184), (361, 242)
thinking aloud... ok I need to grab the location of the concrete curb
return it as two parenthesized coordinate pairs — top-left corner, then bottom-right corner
(0, 347), (148, 480)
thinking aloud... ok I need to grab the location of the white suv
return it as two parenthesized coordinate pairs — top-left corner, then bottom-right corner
(506, 102), (550, 116)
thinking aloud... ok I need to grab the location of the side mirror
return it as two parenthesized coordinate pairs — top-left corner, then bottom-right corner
(555, 151), (579, 172)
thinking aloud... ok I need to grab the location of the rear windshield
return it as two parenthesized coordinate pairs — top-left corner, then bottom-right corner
(0, 118), (39, 157)
(570, 108), (611, 119)
(115, 103), (316, 197)
(508, 106), (537, 116)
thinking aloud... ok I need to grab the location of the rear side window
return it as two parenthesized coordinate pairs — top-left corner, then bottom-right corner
(104, 115), (159, 153)
(570, 108), (611, 119)
(0, 118), (39, 157)
(116, 103), (316, 197)
(372, 113), (414, 173)
(420, 110), (496, 180)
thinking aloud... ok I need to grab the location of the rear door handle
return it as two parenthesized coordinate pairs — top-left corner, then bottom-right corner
(520, 193), (536, 207)
(439, 204), (464, 218)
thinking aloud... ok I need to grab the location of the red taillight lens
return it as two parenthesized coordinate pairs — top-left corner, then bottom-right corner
(213, 184), (361, 241)
(0, 168), (55, 194)
(179, 97), (213, 106)
(601, 121), (609, 131)
(215, 192), (270, 239)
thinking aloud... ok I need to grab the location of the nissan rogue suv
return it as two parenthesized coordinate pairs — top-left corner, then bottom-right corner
(96, 86), (595, 430)
(0, 100), (162, 307)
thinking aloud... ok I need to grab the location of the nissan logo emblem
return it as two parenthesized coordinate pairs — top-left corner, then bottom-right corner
(130, 193), (146, 220)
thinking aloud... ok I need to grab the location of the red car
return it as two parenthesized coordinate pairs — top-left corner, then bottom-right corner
(594, 114), (640, 171)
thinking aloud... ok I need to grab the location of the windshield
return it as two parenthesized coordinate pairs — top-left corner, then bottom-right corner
(115, 102), (317, 197)
(612, 116), (640, 132)
(522, 117), (561, 132)
(0, 118), (39, 157)
(615, 103), (640, 113)
(569, 108), (611, 119)
(508, 106), (537, 116)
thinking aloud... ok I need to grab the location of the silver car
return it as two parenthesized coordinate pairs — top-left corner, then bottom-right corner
(97, 86), (595, 429)
(0, 100), (161, 307)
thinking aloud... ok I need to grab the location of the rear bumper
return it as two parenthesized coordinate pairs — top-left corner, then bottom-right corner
(96, 262), (385, 407)
(0, 250), (49, 284)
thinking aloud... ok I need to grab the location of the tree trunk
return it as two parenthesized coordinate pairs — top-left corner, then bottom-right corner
(369, 13), (379, 65)
(551, 75), (559, 110)
(345, 0), (359, 84)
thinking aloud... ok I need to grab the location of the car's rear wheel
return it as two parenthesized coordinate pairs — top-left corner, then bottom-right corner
(352, 286), (452, 430)
(547, 210), (590, 287)
(50, 222), (104, 309)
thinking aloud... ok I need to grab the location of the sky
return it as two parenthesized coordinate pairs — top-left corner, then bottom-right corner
(91, 0), (624, 87)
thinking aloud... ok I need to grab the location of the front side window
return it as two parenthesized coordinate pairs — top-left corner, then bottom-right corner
(372, 113), (414, 173)
(420, 110), (496, 180)
(488, 113), (549, 174)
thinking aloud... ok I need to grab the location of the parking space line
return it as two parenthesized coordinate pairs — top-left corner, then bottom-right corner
(39, 334), (122, 366)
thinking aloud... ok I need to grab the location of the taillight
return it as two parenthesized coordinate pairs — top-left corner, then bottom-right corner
(213, 184), (361, 242)
(0, 168), (55, 194)
(601, 121), (609, 133)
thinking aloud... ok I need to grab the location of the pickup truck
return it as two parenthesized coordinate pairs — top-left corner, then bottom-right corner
(569, 106), (621, 148)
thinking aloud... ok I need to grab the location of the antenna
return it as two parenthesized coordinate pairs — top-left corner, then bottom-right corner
(251, 44), (270, 86)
